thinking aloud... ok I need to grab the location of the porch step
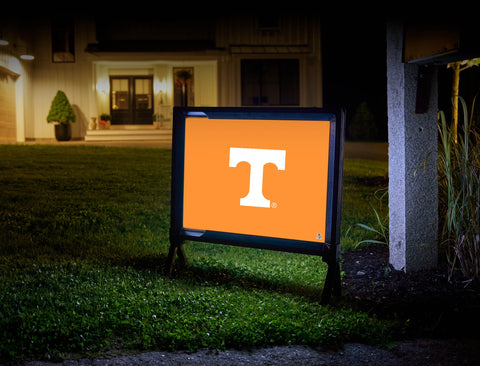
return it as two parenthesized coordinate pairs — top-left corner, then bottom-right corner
(85, 128), (172, 142)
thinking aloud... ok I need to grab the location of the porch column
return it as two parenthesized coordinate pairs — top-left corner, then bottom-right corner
(387, 21), (438, 271)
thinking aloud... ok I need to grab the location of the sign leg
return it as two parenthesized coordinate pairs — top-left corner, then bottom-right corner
(166, 241), (187, 277)
(321, 256), (341, 305)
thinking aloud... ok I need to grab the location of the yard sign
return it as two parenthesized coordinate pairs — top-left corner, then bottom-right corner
(168, 107), (344, 303)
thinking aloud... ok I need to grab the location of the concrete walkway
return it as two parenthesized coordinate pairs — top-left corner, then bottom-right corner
(18, 339), (480, 366)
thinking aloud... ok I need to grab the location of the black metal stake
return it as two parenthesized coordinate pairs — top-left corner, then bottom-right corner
(166, 240), (187, 278)
(321, 255), (341, 305)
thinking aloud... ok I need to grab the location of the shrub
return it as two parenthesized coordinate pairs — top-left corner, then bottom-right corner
(46, 90), (76, 124)
(348, 101), (376, 141)
(100, 113), (111, 121)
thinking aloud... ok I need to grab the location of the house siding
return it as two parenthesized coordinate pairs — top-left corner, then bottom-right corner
(0, 41), (33, 142)
(30, 16), (97, 139)
(0, 12), (323, 142)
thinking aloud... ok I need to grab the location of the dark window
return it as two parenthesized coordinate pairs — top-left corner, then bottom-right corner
(241, 59), (299, 106)
(257, 14), (279, 29)
(52, 18), (75, 62)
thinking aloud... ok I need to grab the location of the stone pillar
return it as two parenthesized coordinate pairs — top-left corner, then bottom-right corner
(387, 21), (438, 272)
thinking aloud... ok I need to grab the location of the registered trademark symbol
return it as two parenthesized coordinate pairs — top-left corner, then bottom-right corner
(271, 202), (278, 208)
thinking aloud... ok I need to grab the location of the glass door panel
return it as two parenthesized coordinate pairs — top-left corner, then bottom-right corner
(111, 77), (131, 125)
(111, 79), (129, 110)
(134, 78), (153, 124)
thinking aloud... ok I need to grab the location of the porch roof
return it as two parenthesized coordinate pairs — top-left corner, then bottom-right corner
(85, 40), (222, 53)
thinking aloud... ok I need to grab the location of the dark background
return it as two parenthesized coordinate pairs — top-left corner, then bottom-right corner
(321, 11), (480, 142)
(321, 16), (387, 141)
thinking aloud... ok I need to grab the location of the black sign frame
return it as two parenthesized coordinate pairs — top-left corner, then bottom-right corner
(168, 107), (345, 303)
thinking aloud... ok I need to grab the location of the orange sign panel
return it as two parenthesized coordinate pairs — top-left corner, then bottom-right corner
(183, 117), (331, 243)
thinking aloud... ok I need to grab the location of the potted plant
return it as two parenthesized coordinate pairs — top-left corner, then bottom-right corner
(174, 69), (193, 106)
(46, 90), (76, 141)
(99, 113), (111, 129)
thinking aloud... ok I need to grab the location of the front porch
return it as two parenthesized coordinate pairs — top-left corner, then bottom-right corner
(84, 125), (172, 144)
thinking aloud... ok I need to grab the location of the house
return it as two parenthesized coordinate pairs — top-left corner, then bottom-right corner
(0, 11), (323, 143)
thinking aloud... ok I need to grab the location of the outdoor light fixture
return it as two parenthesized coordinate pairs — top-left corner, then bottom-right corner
(14, 44), (35, 61)
(20, 53), (35, 61)
(96, 78), (109, 94)
(19, 46), (34, 60)
(0, 32), (8, 46)
(154, 78), (167, 94)
(0, 31), (33, 59)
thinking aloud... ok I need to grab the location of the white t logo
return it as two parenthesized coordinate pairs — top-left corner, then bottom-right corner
(229, 147), (286, 208)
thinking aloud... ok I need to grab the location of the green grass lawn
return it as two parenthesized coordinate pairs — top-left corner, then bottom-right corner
(0, 145), (388, 362)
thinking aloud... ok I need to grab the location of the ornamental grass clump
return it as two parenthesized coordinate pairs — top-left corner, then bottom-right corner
(438, 96), (480, 284)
